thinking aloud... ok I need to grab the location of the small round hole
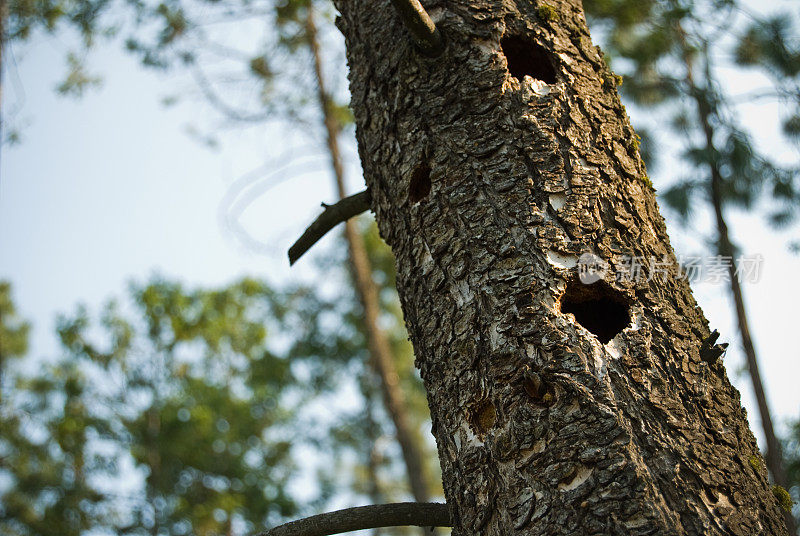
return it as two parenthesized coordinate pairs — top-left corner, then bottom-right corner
(523, 371), (556, 407)
(469, 400), (497, 434)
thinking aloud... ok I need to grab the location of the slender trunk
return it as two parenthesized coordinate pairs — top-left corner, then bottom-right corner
(146, 407), (162, 536)
(678, 32), (796, 534)
(361, 374), (386, 536)
(699, 80), (795, 535)
(306, 7), (433, 506)
(0, 310), (4, 404)
(335, 0), (789, 533)
(711, 186), (798, 535)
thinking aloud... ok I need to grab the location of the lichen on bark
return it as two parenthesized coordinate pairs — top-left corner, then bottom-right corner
(334, 0), (789, 534)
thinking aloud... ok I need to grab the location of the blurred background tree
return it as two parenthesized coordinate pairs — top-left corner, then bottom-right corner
(1, 281), (112, 535)
(0, 221), (440, 535)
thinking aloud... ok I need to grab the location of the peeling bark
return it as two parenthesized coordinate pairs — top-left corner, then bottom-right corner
(333, 0), (789, 534)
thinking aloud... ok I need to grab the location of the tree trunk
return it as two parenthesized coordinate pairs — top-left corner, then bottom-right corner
(360, 373), (387, 536)
(333, 0), (789, 534)
(306, 7), (434, 506)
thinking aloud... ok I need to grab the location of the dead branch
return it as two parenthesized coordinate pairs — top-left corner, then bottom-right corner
(288, 189), (371, 265)
(389, 0), (444, 57)
(258, 502), (451, 536)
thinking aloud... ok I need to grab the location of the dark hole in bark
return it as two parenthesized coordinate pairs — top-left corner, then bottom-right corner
(409, 162), (432, 203)
(469, 400), (496, 434)
(560, 280), (630, 344)
(500, 35), (557, 84)
(523, 371), (556, 407)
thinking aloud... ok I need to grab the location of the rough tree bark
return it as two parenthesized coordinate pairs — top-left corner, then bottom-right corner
(333, 0), (790, 534)
(305, 7), (434, 506)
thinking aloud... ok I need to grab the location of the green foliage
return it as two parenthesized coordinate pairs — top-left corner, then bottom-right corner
(154, 2), (189, 45)
(6, 0), (111, 44)
(734, 11), (800, 211)
(661, 180), (698, 222)
(748, 454), (762, 473)
(4, 0), (116, 105)
(56, 53), (102, 97)
(249, 55), (273, 80)
(735, 16), (800, 77)
(1, 261), (437, 534)
(1, 283), (111, 536)
(585, 0), (658, 29)
(2, 279), (302, 535)
(637, 174), (654, 190)
(0, 281), (30, 361)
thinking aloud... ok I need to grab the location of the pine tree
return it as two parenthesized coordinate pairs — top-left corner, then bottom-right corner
(272, 0), (791, 533)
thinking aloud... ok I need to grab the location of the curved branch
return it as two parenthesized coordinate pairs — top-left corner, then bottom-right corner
(288, 189), (371, 265)
(259, 502), (452, 536)
(389, 0), (444, 57)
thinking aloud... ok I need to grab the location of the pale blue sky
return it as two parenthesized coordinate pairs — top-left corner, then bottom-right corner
(1, 2), (799, 459)
(1, 32), (358, 342)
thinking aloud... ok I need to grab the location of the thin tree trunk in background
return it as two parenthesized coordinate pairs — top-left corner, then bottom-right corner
(146, 407), (162, 536)
(712, 194), (798, 535)
(334, 0), (789, 533)
(361, 375), (386, 536)
(693, 70), (787, 491)
(0, 310), (4, 403)
(702, 95), (795, 535)
(306, 7), (434, 508)
(677, 32), (796, 534)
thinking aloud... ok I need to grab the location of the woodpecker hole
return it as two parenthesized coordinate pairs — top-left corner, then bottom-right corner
(559, 280), (630, 344)
(522, 370), (556, 407)
(500, 35), (557, 84)
(408, 162), (431, 203)
(469, 400), (497, 435)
